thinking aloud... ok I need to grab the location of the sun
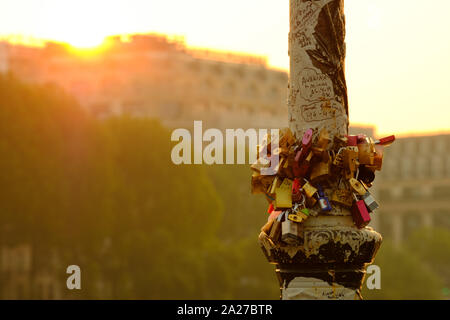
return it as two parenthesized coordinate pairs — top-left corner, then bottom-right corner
(35, 0), (121, 49)
(65, 32), (106, 49)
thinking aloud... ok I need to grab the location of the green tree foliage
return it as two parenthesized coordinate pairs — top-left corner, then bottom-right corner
(362, 240), (443, 300)
(0, 74), (229, 299)
(406, 227), (450, 298)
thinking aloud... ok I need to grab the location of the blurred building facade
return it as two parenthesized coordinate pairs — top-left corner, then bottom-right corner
(0, 243), (62, 299)
(0, 42), (9, 74)
(1, 34), (288, 130)
(377, 134), (450, 246)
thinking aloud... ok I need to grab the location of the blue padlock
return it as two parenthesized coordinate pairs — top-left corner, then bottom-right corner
(317, 185), (332, 212)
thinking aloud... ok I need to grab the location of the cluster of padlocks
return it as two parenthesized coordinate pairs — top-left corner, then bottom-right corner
(251, 127), (395, 246)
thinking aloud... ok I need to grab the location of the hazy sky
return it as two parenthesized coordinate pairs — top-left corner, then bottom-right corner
(1, 0), (449, 136)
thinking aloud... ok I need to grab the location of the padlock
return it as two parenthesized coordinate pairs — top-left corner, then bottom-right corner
(279, 127), (296, 148)
(268, 176), (280, 196)
(317, 128), (331, 149)
(292, 179), (303, 203)
(362, 191), (379, 212)
(282, 219), (302, 245)
(332, 148), (344, 168)
(357, 137), (376, 165)
(351, 194), (371, 229)
(334, 135), (348, 150)
(292, 178), (301, 193)
(317, 185), (332, 212)
(292, 190), (304, 203)
(288, 212), (308, 223)
(343, 146), (359, 179)
(272, 157), (285, 175)
(268, 209), (282, 222)
(310, 157), (331, 182)
(346, 135), (358, 146)
(375, 135), (395, 146)
(261, 218), (274, 235)
(357, 134), (367, 143)
(296, 151), (313, 178)
(302, 179), (318, 198)
(331, 189), (353, 208)
(292, 157), (302, 177)
(269, 211), (284, 243)
(357, 165), (376, 184)
(348, 178), (367, 196)
(372, 145), (384, 171)
(275, 179), (293, 209)
(290, 200), (310, 223)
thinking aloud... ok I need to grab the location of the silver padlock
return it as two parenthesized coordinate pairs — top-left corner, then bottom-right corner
(362, 191), (379, 212)
(281, 219), (301, 245)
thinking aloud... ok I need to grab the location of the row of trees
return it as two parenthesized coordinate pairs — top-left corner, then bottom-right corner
(0, 74), (447, 299)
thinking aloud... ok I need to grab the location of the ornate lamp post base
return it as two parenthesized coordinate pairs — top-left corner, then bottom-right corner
(259, 216), (382, 299)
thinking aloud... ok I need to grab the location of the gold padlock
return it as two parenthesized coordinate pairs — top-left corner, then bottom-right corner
(268, 176), (280, 195)
(302, 180), (318, 198)
(310, 158), (331, 182)
(331, 189), (353, 208)
(269, 212), (284, 243)
(275, 178), (293, 208)
(343, 146), (359, 179)
(348, 178), (367, 196)
(261, 219), (274, 235)
(279, 127), (296, 148)
(358, 137), (376, 165)
(317, 128), (331, 149)
(288, 213), (306, 223)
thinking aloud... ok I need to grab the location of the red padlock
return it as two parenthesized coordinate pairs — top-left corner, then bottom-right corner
(292, 178), (301, 194)
(351, 195), (371, 229)
(298, 152), (313, 177)
(346, 135), (358, 147)
(375, 135), (395, 146)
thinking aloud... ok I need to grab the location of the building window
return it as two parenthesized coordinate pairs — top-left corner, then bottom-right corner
(431, 156), (444, 179)
(434, 137), (448, 154)
(446, 156), (450, 178)
(405, 140), (416, 155)
(223, 81), (236, 96)
(247, 84), (259, 99)
(401, 158), (413, 179)
(378, 188), (392, 202)
(416, 157), (430, 179)
(432, 185), (450, 200)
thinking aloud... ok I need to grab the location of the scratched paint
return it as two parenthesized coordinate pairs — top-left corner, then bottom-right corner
(288, 0), (348, 140)
(282, 277), (361, 300)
